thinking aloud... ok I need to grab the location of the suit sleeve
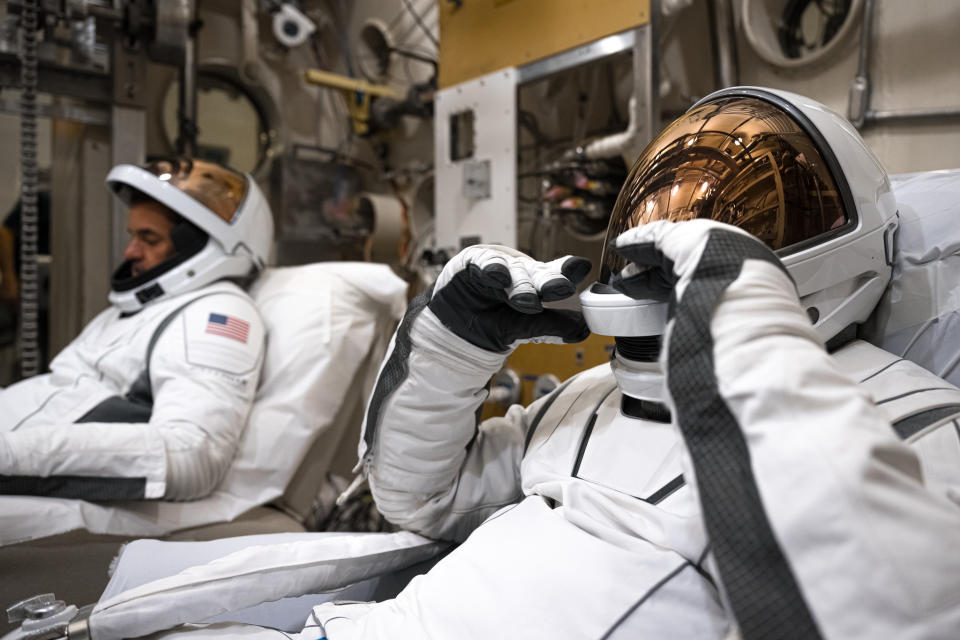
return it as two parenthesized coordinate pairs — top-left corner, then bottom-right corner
(0, 292), (265, 501)
(358, 298), (542, 542)
(662, 229), (960, 640)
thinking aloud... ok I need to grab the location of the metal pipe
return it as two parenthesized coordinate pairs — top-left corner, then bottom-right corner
(866, 106), (960, 123)
(849, 0), (960, 128)
(847, 0), (875, 127)
(18, 0), (40, 378)
(582, 15), (658, 161)
(85, 4), (124, 23)
(855, 0), (875, 79)
(709, 0), (738, 88)
(177, 0), (197, 157)
(240, 0), (261, 84)
(303, 68), (403, 99)
(583, 95), (639, 159)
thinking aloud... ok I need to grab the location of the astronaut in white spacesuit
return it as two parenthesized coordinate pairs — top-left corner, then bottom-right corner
(318, 87), (960, 639)
(68, 87), (960, 640)
(0, 158), (273, 502)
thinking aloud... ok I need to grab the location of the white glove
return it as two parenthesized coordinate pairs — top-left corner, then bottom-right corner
(606, 218), (788, 304)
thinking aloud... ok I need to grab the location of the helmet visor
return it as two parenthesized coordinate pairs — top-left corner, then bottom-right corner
(601, 96), (847, 280)
(142, 158), (249, 224)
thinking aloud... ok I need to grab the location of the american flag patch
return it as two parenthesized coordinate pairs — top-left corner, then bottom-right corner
(205, 313), (250, 343)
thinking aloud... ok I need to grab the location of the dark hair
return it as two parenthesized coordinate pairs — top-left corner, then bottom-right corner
(128, 188), (181, 226)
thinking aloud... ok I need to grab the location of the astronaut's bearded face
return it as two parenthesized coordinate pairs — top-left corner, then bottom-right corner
(124, 201), (177, 277)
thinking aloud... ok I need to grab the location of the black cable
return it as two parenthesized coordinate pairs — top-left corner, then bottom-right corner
(401, 0), (439, 48)
(391, 46), (437, 66)
(335, 0), (356, 76)
(309, 32), (327, 69)
(390, 45), (438, 85)
(518, 109), (553, 145)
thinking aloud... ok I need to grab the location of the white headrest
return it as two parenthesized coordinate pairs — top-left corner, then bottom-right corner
(214, 262), (407, 517)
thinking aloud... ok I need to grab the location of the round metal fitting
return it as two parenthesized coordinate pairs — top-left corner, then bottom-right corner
(24, 599), (66, 619)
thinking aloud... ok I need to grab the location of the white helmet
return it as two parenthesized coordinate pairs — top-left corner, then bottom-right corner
(106, 158), (274, 313)
(581, 86), (898, 349)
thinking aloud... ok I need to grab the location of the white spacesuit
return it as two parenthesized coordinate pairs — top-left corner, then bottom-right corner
(320, 87), (960, 638)
(47, 89), (960, 640)
(0, 159), (273, 501)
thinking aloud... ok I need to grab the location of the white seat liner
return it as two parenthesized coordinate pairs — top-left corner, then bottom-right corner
(865, 169), (960, 386)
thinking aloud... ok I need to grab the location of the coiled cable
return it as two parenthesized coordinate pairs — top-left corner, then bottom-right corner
(18, 0), (40, 378)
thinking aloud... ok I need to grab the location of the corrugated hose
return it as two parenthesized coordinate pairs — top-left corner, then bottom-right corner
(18, 0), (40, 378)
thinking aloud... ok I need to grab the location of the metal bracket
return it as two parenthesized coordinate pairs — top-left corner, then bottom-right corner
(111, 33), (149, 108)
(65, 604), (94, 640)
(6, 592), (80, 640)
(517, 29), (637, 85)
(7, 593), (93, 640)
(7, 593), (59, 624)
(462, 159), (491, 200)
(0, 51), (112, 103)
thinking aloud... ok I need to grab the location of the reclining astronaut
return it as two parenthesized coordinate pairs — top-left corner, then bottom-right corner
(0, 158), (272, 502)
(69, 88), (960, 640)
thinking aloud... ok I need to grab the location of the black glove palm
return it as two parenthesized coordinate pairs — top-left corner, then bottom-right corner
(429, 245), (592, 353)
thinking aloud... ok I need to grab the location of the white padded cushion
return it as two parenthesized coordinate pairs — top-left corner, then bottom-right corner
(866, 169), (960, 385)
(216, 262), (407, 516)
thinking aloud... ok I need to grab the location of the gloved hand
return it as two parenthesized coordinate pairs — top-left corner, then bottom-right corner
(606, 218), (788, 304)
(428, 245), (591, 353)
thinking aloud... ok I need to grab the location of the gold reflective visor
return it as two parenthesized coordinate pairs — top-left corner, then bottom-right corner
(145, 158), (249, 224)
(601, 96), (847, 279)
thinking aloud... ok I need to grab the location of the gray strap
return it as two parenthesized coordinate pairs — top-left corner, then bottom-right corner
(363, 289), (432, 457)
(0, 473), (147, 500)
(666, 230), (823, 640)
(892, 405), (960, 440)
(77, 294), (222, 423)
(522, 374), (579, 455)
(132, 292), (222, 404)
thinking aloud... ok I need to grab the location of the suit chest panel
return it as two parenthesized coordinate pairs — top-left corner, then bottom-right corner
(521, 372), (685, 505)
(65, 312), (160, 392)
